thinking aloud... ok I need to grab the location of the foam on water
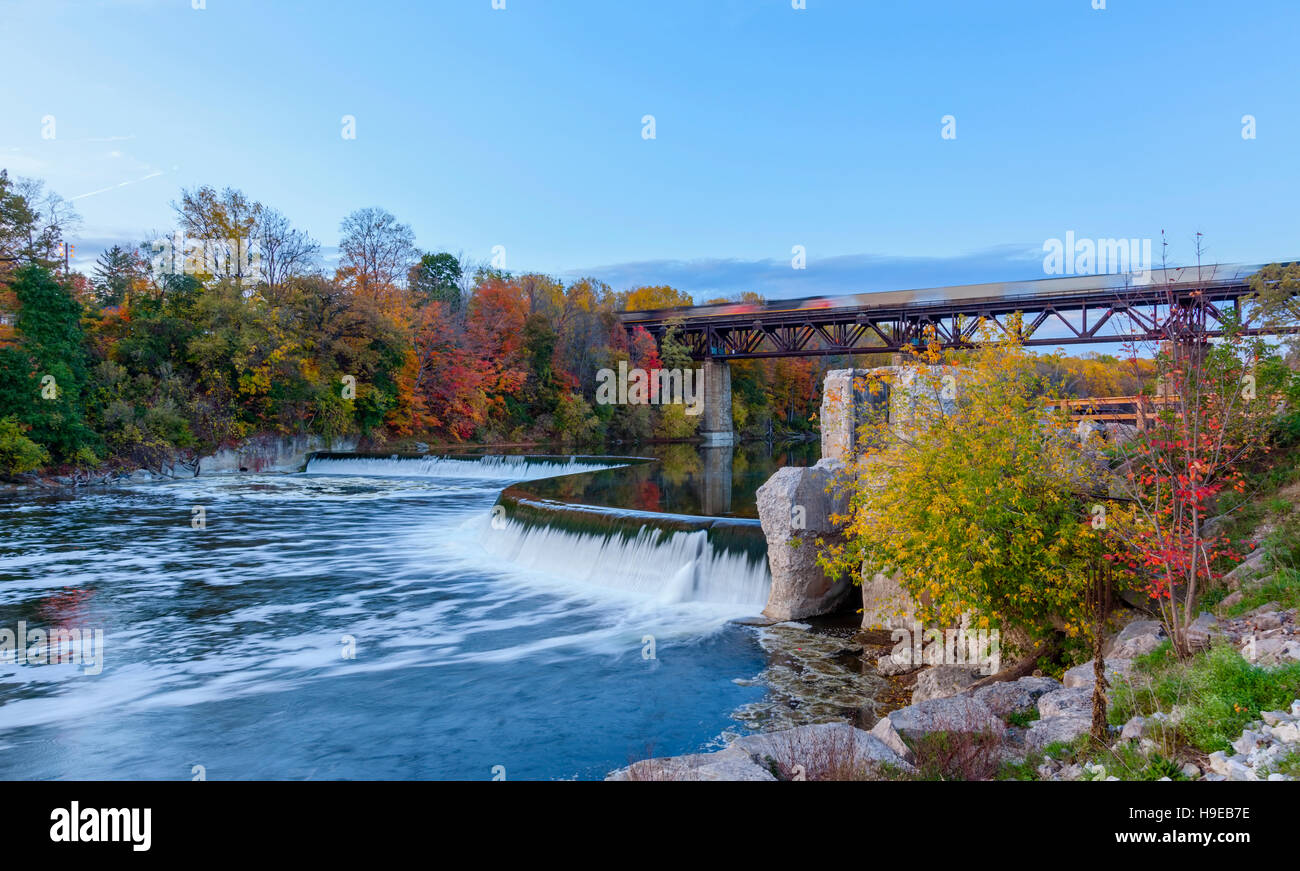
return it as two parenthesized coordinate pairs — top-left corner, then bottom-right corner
(304, 454), (625, 481)
(480, 518), (770, 610)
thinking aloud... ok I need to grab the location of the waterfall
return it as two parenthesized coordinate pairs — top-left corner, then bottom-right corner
(305, 451), (771, 611)
(304, 453), (624, 481)
(480, 516), (770, 609)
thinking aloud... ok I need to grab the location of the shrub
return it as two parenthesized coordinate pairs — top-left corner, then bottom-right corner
(0, 414), (49, 476)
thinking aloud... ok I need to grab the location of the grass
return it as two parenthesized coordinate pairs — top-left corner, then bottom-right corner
(1220, 566), (1300, 617)
(1109, 642), (1300, 754)
(1005, 709), (1040, 728)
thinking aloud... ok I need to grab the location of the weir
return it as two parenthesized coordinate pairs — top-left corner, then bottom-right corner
(304, 451), (772, 611)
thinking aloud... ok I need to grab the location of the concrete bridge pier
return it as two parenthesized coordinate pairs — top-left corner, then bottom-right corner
(700, 359), (735, 446)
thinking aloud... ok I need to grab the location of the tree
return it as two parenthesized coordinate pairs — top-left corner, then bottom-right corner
(172, 186), (261, 285)
(256, 207), (319, 297)
(1248, 262), (1300, 358)
(338, 207), (417, 299)
(623, 284), (694, 312)
(408, 252), (462, 309)
(91, 245), (141, 307)
(0, 264), (97, 463)
(1108, 331), (1280, 657)
(819, 322), (1109, 647)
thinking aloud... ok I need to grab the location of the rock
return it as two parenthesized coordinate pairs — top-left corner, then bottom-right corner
(875, 653), (921, 676)
(1026, 716), (1092, 752)
(860, 571), (918, 630)
(1268, 773), (1290, 782)
(1180, 762), (1201, 779)
(1185, 612), (1221, 651)
(1244, 601), (1281, 618)
(1105, 620), (1167, 659)
(1038, 687), (1094, 719)
(608, 722), (916, 781)
(1243, 636), (1300, 665)
(1251, 611), (1284, 632)
(1232, 730), (1267, 756)
(1261, 709), (1293, 727)
(1207, 751), (1230, 776)
(1219, 590), (1244, 610)
(1225, 758), (1256, 782)
(869, 717), (914, 763)
(1271, 721), (1300, 743)
(877, 695), (1006, 742)
(757, 460), (853, 620)
(607, 746), (776, 781)
(1063, 658), (1133, 689)
(912, 665), (983, 704)
(1224, 552), (1269, 589)
(970, 676), (1062, 718)
(729, 722), (914, 777)
(1121, 716), (1150, 741)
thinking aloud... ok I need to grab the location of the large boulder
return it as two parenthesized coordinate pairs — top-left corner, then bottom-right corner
(1038, 687), (1095, 719)
(606, 747), (775, 781)
(912, 665), (983, 704)
(757, 459), (853, 620)
(1026, 716), (1092, 752)
(860, 570), (919, 630)
(970, 676), (1062, 718)
(874, 695), (1006, 743)
(729, 722), (913, 777)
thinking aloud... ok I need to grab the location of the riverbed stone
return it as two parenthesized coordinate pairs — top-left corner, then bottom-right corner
(757, 459), (853, 621)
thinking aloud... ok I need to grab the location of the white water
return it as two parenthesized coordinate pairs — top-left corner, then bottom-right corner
(304, 454), (623, 481)
(480, 519), (770, 609)
(305, 453), (772, 612)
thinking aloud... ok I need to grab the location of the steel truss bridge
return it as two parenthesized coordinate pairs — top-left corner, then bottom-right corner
(619, 263), (1294, 361)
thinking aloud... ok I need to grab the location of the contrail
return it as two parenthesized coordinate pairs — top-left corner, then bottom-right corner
(70, 169), (165, 201)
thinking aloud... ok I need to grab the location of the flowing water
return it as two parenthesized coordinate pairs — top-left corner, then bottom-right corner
(0, 449), (813, 780)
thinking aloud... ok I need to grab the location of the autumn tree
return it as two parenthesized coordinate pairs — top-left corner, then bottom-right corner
(819, 322), (1110, 647)
(338, 207), (417, 300)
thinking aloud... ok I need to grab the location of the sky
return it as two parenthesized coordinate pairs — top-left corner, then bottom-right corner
(2, 0), (1298, 301)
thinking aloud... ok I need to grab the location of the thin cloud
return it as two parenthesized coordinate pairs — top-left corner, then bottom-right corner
(70, 169), (165, 202)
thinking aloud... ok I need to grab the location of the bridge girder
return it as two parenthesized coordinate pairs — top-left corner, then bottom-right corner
(627, 280), (1292, 361)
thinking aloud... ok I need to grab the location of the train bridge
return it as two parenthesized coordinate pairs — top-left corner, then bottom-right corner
(618, 262), (1289, 445)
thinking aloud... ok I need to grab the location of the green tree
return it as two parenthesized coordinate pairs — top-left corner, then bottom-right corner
(409, 252), (463, 309)
(91, 245), (139, 307)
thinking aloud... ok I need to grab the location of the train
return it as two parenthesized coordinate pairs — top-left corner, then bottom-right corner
(618, 262), (1271, 325)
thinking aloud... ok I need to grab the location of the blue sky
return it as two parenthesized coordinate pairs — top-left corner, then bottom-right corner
(2, 0), (1297, 299)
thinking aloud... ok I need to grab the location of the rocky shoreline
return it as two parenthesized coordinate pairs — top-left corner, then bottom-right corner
(609, 609), (1300, 782)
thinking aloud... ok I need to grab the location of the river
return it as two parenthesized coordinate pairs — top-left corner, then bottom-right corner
(0, 443), (822, 780)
